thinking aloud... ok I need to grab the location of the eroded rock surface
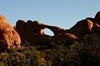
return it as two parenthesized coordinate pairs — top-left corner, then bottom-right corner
(0, 15), (21, 51)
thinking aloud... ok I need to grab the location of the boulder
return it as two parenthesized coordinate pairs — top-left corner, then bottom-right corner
(0, 15), (21, 51)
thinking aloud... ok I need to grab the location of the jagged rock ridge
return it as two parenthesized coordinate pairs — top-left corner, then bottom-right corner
(15, 11), (100, 46)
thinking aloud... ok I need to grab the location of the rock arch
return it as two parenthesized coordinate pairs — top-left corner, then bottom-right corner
(42, 24), (65, 35)
(44, 28), (54, 36)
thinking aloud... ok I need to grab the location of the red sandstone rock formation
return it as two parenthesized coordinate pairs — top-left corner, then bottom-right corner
(68, 11), (100, 37)
(0, 15), (21, 51)
(15, 20), (67, 45)
(69, 18), (93, 37)
(15, 11), (100, 46)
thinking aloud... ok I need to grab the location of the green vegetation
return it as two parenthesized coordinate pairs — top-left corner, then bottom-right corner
(0, 34), (100, 66)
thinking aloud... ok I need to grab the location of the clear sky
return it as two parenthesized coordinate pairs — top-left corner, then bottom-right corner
(0, 0), (100, 35)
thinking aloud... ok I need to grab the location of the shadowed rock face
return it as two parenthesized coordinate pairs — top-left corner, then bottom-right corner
(52, 33), (78, 45)
(95, 11), (100, 23)
(28, 34), (52, 46)
(15, 20), (46, 44)
(0, 15), (21, 51)
(91, 11), (100, 33)
(15, 20), (26, 42)
(26, 20), (45, 35)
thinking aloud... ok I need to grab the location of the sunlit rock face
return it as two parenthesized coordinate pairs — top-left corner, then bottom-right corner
(0, 15), (21, 51)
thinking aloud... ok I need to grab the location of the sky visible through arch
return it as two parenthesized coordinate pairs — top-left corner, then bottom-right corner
(0, 0), (100, 35)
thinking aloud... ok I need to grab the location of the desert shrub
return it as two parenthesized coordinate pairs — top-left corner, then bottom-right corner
(0, 34), (100, 66)
(79, 34), (100, 66)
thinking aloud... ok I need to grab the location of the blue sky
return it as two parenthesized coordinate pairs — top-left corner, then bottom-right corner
(0, 0), (100, 35)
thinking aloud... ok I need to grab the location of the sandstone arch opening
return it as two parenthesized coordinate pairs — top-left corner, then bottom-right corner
(44, 28), (54, 36)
